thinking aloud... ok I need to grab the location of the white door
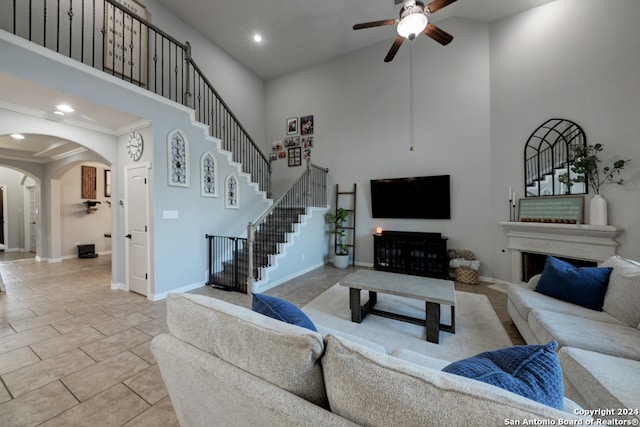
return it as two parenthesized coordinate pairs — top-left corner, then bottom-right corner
(126, 165), (149, 296)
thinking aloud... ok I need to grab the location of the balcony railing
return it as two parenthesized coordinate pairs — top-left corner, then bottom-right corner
(1, 0), (270, 194)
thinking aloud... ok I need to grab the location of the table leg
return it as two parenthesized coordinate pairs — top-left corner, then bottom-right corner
(425, 301), (441, 343)
(349, 288), (362, 323)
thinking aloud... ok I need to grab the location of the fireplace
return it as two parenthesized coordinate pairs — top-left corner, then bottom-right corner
(521, 252), (596, 282)
(500, 222), (623, 284)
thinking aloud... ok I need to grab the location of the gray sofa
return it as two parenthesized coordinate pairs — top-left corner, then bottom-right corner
(151, 292), (588, 427)
(507, 255), (640, 422)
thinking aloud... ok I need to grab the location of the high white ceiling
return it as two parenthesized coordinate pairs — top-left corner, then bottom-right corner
(156, 0), (557, 80)
(0, 73), (144, 164)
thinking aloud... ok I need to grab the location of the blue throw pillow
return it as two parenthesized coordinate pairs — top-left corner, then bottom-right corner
(442, 341), (563, 409)
(535, 256), (612, 311)
(251, 293), (317, 332)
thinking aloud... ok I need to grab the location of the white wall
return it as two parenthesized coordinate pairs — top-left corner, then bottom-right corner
(489, 0), (640, 281)
(60, 163), (112, 258)
(265, 18), (494, 274)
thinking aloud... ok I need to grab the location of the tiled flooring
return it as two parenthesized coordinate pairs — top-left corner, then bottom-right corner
(0, 253), (523, 426)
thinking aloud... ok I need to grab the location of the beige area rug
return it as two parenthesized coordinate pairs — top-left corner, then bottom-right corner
(302, 284), (512, 362)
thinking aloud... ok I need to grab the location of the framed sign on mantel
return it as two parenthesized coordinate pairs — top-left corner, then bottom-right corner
(518, 195), (584, 224)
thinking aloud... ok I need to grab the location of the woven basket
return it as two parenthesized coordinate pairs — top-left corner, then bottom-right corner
(455, 267), (479, 285)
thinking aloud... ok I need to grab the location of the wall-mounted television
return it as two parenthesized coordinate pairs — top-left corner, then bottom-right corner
(370, 175), (451, 219)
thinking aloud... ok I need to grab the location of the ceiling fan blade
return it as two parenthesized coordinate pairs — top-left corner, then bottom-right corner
(427, 0), (458, 14)
(423, 23), (453, 45)
(384, 36), (405, 62)
(353, 19), (396, 30)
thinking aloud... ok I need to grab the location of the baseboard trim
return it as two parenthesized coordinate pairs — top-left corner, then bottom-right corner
(252, 261), (326, 294)
(149, 281), (205, 302)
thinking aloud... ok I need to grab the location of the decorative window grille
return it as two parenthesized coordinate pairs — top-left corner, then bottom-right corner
(225, 174), (239, 209)
(200, 152), (217, 197)
(167, 129), (189, 187)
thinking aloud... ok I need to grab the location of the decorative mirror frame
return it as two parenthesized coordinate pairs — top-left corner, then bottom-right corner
(524, 118), (587, 197)
(200, 152), (218, 198)
(167, 128), (189, 187)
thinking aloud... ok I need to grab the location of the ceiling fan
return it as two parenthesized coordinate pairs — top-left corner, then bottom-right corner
(353, 0), (457, 62)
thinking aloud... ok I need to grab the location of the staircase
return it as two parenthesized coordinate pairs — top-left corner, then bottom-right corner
(1, 0), (271, 194)
(207, 207), (306, 293)
(3, 0), (330, 293)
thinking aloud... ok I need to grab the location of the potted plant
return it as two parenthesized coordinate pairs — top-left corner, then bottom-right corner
(558, 143), (631, 225)
(326, 207), (350, 269)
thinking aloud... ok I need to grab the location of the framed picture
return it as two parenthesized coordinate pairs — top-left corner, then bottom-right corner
(284, 136), (300, 147)
(104, 170), (111, 197)
(288, 147), (302, 167)
(286, 117), (298, 135)
(269, 152), (278, 161)
(272, 140), (283, 151)
(300, 115), (314, 135)
(104, 0), (148, 85)
(302, 136), (313, 148)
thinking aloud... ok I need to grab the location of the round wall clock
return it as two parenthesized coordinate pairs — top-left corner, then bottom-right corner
(127, 131), (144, 161)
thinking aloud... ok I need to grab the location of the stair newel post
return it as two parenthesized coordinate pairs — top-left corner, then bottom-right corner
(305, 158), (312, 207)
(183, 41), (192, 108)
(246, 222), (256, 293)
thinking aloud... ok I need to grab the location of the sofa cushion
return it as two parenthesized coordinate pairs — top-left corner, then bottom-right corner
(600, 255), (640, 327)
(251, 293), (317, 331)
(442, 341), (563, 409)
(321, 334), (586, 426)
(528, 309), (640, 361)
(559, 347), (640, 422)
(508, 283), (622, 327)
(165, 293), (328, 407)
(535, 256), (612, 311)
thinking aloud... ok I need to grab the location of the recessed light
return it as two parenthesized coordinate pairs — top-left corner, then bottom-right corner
(253, 34), (263, 43)
(56, 104), (74, 113)
(11, 133), (25, 140)
(53, 111), (65, 116)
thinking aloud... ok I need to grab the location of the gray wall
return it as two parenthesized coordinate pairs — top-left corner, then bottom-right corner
(265, 0), (640, 281)
(144, 0), (266, 146)
(266, 18), (494, 275)
(489, 0), (640, 281)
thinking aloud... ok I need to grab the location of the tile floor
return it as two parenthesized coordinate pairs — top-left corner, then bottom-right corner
(0, 253), (522, 426)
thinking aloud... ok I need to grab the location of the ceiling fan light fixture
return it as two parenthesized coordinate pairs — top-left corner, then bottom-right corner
(397, 12), (427, 39)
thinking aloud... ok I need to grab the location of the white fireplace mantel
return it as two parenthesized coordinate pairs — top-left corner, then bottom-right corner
(500, 221), (624, 284)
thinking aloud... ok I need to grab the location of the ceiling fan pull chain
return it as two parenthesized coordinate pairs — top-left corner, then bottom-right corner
(410, 41), (415, 152)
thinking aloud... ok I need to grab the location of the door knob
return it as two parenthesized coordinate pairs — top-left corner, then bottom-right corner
(125, 234), (132, 239)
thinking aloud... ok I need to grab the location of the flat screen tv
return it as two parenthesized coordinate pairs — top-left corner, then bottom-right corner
(370, 175), (450, 219)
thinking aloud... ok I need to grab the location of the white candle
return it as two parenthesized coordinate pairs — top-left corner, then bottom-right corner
(512, 191), (516, 205)
(508, 187), (512, 200)
(376, 227), (382, 234)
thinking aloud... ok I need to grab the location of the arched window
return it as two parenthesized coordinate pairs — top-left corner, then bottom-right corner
(524, 119), (587, 197)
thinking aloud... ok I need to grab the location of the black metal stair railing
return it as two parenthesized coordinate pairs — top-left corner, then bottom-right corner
(246, 159), (328, 292)
(205, 160), (328, 293)
(1, 0), (270, 194)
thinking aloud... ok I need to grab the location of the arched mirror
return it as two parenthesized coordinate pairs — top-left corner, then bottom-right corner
(524, 119), (587, 197)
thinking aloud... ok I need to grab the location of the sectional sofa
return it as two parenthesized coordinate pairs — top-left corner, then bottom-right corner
(507, 255), (640, 422)
(151, 292), (590, 427)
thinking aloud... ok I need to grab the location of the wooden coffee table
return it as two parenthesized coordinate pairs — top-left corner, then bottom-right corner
(340, 269), (456, 344)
